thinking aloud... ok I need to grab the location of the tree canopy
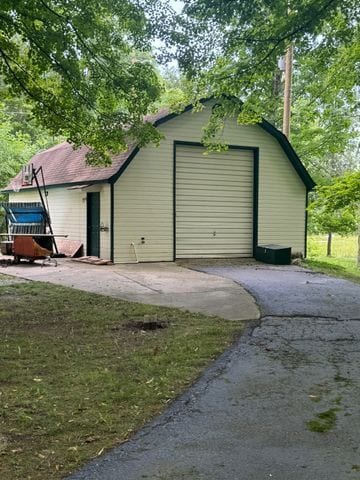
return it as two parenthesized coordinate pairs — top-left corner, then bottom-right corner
(152, 0), (359, 173)
(0, 0), (163, 164)
(0, 0), (359, 170)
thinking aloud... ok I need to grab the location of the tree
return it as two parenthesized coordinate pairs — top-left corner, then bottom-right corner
(0, 103), (56, 193)
(0, 0), (163, 164)
(309, 207), (357, 256)
(150, 0), (359, 162)
(310, 172), (360, 266)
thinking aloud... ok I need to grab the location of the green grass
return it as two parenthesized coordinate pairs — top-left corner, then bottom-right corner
(306, 407), (339, 433)
(0, 279), (245, 479)
(304, 235), (360, 283)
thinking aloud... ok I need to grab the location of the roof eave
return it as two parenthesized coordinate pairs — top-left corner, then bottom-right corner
(1, 178), (108, 194)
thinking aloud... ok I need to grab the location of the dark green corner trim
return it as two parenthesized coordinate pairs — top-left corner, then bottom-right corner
(108, 147), (140, 185)
(172, 142), (177, 261)
(304, 191), (309, 258)
(107, 101), (315, 193)
(108, 100), (211, 185)
(259, 120), (316, 191)
(253, 148), (259, 254)
(110, 182), (114, 263)
(173, 141), (259, 260)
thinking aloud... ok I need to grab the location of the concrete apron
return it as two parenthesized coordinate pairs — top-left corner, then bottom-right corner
(0, 259), (260, 322)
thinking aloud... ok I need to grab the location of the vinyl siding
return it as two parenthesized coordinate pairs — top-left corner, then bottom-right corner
(8, 183), (111, 259)
(98, 184), (111, 259)
(113, 101), (306, 263)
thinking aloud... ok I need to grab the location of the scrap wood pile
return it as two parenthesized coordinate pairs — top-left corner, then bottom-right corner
(71, 256), (113, 265)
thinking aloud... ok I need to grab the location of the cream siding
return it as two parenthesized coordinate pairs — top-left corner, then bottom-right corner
(9, 183), (111, 259)
(98, 184), (111, 260)
(113, 101), (306, 263)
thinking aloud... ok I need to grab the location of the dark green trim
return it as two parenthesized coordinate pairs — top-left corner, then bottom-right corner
(259, 120), (315, 191)
(108, 147), (140, 185)
(253, 148), (259, 254)
(110, 183), (114, 263)
(108, 101), (210, 185)
(4, 98), (315, 194)
(107, 101), (315, 192)
(173, 141), (259, 260)
(304, 191), (309, 258)
(172, 142), (177, 261)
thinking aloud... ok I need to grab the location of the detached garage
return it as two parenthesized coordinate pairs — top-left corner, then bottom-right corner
(3, 99), (315, 263)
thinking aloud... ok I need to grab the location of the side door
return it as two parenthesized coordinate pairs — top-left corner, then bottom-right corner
(87, 192), (100, 257)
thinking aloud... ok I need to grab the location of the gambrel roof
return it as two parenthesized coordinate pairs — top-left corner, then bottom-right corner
(3, 102), (315, 192)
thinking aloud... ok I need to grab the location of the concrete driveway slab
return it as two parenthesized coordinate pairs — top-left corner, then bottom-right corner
(0, 259), (259, 322)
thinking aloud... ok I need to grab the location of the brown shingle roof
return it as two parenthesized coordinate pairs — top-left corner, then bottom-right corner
(5, 108), (170, 191)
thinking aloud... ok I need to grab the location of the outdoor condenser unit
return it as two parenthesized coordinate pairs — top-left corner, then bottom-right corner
(255, 244), (292, 265)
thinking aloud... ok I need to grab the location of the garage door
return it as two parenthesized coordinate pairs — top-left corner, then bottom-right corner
(175, 144), (254, 258)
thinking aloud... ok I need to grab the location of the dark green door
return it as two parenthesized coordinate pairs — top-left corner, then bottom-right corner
(87, 192), (100, 257)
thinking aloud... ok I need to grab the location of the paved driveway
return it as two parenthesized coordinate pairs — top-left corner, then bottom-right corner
(68, 262), (360, 480)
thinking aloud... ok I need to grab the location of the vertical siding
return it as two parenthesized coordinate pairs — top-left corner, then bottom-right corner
(8, 183), (111, 258)
(112, 101), (306, 262)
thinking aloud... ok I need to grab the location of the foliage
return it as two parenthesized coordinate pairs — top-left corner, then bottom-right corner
(148, 0), (359, 168)
(313, 171), (360, 211)
(0, 0), (164, 164)
(309, 207), (357, 236)
(310, 171), (360, 264)
(0, 97), (57, 193)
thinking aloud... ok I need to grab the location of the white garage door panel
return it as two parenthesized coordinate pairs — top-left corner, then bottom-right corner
(176, 145), (254, 258)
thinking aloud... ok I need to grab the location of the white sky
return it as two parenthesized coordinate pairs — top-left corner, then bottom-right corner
(169, 0), (184, 13)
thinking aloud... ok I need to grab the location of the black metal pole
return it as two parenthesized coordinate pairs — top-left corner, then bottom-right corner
(33, 167), (59, 254)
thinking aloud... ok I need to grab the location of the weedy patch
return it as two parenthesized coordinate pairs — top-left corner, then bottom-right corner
(0, 280), (244, 480)
(306, 408), (339, 433)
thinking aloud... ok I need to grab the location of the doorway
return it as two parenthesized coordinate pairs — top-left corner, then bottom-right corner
(87, 192), (100, 257)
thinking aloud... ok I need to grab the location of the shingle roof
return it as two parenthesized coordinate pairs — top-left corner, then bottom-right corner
(4, 108), (170, 191)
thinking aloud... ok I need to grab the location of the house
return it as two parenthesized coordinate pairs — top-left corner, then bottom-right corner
(3, 99), (315, 263)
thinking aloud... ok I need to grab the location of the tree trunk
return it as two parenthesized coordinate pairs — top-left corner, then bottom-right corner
(327, 232), (332, 257)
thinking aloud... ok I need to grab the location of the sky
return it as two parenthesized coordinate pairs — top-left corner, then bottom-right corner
(169, 0), (184, 13)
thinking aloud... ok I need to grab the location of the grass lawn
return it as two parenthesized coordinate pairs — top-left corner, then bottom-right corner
(304, 235), (360, 283)
(0, 277), (245, 479)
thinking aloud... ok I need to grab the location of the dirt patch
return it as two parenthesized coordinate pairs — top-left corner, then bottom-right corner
(124, 320), (169, 332)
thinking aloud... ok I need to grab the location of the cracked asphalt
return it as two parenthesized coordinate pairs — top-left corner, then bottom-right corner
(68, 264), (360, 480)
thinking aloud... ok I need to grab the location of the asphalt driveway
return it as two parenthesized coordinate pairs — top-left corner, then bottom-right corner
(68, 262), (360, 480)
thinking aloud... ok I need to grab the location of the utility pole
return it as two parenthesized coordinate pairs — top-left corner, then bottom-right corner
(282, 44), (293, 139)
